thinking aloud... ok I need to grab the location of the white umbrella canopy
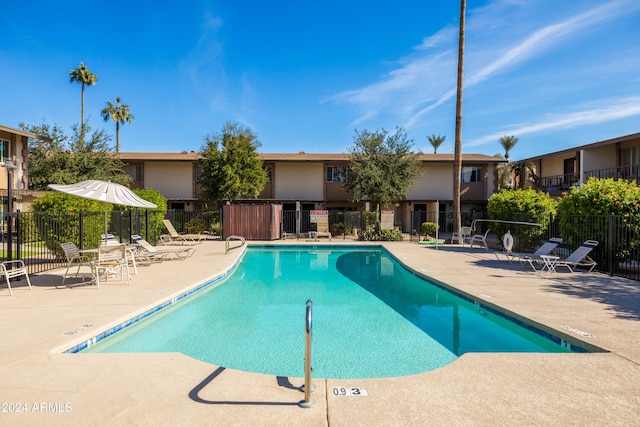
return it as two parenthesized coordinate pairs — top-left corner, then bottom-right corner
(48, 180), (157, 237)
(48, 180), (157, 208)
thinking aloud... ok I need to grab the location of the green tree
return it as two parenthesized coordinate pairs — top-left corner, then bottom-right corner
(427, 134), (446, 154)
(68, 62), (98, 134)
(344, 127), (422, 211)
(20, 121), (130, 190)
(498, 135), (519, 160)
(101, 97), (134, 153)
(452, 0), (466, 234)
(199, 122), (267, 203)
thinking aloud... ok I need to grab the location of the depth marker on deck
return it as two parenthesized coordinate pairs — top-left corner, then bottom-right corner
(331, 387), (368, 397)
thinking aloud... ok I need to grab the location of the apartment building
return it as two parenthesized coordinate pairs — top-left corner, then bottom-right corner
(0, 124), (42, 214)
(516, 132), (640, 196)
(119, 151), (505, 231)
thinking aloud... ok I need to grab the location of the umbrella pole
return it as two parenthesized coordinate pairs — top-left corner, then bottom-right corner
(104, 205), (108, 238)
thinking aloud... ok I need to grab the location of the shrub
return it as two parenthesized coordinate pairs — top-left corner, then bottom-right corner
(129, 188), (167, 240)
(31, 192), (109, 255)
(185, 217), (207, 234)
(487, 188), (556, 250)
(360, 228), (404, 241)
(421, 222), (439, 238)
(557, 178), (640, 259)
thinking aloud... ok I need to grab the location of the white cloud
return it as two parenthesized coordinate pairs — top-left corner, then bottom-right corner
(466, 96), (640, 148)
(331, 0), (639, 134)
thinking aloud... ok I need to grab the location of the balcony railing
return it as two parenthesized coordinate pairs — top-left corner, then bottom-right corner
(537, 173), (579, 192)
(583, 164), (640, 182)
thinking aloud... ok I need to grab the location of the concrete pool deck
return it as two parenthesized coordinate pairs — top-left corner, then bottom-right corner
(1, 240), (639, 426)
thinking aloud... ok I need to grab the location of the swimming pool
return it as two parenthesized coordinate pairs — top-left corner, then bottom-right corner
(81, 246), (586, 379)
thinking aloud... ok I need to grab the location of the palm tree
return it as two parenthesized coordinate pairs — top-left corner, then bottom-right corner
(101, 97), (134, 153)
(452, 0), (466, 237)
(498, 135), (519, 160)
(427, 134), (446, 154)
(68, 62), (98, 131)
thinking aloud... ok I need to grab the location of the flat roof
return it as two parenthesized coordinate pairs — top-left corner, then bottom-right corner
(119, 151), (506, 164)
(0, 123), (46, 140)
(516, 132), (640, 162)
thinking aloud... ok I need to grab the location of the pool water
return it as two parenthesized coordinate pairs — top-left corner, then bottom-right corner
(83, 246), (576, 379)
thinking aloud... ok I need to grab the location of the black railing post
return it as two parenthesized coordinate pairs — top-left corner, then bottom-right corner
(15, 210), (21, 260)
(145, 210), (149, 241)
(79, 211), (84, 249)
(608, 213), (615, 276)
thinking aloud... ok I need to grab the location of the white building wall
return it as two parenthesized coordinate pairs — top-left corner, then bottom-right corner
(144, 162), (193, 199)
(541, 156), (566, 176)
(583, 145), (616, 173)
(275, 163), (323, 200)
(406, 164), (453, 200)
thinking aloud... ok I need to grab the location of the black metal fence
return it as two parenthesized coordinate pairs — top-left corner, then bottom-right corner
(1, 209), (221, 275)
(3, 208), (640, 282)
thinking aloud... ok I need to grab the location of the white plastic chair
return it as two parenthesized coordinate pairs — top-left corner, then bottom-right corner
(1, 260), (32, 296)
(451, 226), (472, 245)
(92, 244), (131, 289)
(60, 242), (94, 285)
(470, 228), (491, 250)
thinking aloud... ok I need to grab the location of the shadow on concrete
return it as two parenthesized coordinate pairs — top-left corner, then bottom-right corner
(469, 252), (640, 321)
(189, 366), (300, 406)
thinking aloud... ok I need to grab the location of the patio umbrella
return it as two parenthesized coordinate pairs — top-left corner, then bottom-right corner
(48, 179), (157, 236)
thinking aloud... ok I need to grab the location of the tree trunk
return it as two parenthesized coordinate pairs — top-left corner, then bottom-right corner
(452, 0), (466, 237)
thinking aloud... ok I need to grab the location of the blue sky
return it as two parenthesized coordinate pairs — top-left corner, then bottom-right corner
(1, 0), (639, 160)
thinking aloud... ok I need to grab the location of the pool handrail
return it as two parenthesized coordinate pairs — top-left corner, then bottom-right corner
(299, 300), (316, 408)
(225, 235), (246, 254)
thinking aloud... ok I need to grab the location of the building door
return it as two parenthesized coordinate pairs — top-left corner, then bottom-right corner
(563, 158), (576, 187)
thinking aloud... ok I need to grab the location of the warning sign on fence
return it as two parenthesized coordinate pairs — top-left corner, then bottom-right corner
(310, 210), (328, 223)
(380, 210), (394, 230)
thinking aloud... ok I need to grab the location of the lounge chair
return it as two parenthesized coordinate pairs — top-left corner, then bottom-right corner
(313, 217), (332, 240)
(101, 234), (120, 245)
(0, 260), (32, 296)
(159, 219), (205, 245)
(546, 240), (599, 273)
(497, 237), (563, 269)
(60, 242), (94, 285)
(132, 235), (195, 261)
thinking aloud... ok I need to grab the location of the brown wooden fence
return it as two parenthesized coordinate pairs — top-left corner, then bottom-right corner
(222, 204), (282, 240)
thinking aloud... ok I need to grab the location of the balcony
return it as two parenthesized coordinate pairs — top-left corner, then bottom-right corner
(583, 164), (640, 182)
(534, 165), (640, 195)
(536, 173), (579, 193)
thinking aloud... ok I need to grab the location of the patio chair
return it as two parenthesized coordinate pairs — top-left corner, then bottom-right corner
(0, 260), (32, 296)
(92, 243), (131, 289)
(469, 228), (491, 250)
(498, 237), (564, 270)
(131, 235), (195, 261)
(546, 240), (599, 273)
(60, 242), (94, 285)
(451, 226), (472, 245)
(159, 219), (205, 245)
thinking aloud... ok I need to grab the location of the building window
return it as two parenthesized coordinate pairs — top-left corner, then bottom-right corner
(462, 166), (482, 183)
(195, 164), (204, 182)
(0, 139), (8, 163)
(264, 165), (272, 182)
(124, 164), (142, 182)
(326, 166), (348, 182)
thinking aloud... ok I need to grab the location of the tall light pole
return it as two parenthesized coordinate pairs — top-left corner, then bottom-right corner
(4, 160), (17, 261)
